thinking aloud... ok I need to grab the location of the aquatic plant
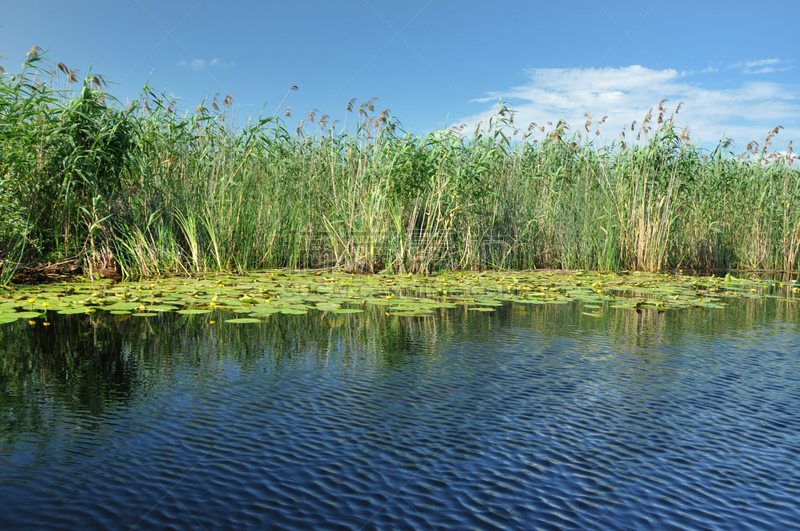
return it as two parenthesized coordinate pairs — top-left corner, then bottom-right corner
(1, 50), (798, 284)
(0, 269), (796, 326)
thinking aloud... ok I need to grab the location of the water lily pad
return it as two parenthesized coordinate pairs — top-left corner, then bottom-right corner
(280, 308), (308, 315)
(57, 307), (90, 315)
(316, 303), (342, 312)
(106, 302), (141, 311)
(177, 309), (213, 315)
(332, 308), (364, 314)
(146, 304), (178, 312)
(14, 311), (45, 319)
(225, 318), (262, 324)
(132, 312), (158, 317)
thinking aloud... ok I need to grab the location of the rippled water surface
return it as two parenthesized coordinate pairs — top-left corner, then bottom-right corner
(2, 298), (800, 529)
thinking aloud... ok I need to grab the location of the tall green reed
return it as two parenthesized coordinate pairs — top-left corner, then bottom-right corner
(1, 51), (798, 283)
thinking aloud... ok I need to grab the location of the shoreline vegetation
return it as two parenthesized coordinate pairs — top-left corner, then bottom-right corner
(1, 49), (799, 286)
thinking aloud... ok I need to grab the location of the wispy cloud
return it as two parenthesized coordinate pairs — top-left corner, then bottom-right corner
(458, 64), (799, 149)
(729, 58), (794, 74)
(178, 58), (235, 69)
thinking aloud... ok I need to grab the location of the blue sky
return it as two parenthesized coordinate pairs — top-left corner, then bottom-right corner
(2, 0), (798, 151)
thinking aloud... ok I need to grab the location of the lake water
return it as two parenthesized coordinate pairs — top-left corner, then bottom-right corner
(1, 298), (799, 529)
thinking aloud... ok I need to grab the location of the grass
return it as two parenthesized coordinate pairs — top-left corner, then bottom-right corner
(1, 51), (798, 284)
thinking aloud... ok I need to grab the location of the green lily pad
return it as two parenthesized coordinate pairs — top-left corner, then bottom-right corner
(279, 308), (308, 315)
(14, 311), (45, 319)
(57, 307), (91, 315)
(146, 304), (178, 312)
(106, 302), (142, 311)
(225, 318), (262, 324)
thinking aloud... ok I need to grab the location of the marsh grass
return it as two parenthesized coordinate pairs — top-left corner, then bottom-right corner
(1, 51), (798, 283)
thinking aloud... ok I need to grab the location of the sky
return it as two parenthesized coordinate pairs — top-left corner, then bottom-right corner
(2, 0), (799, 152)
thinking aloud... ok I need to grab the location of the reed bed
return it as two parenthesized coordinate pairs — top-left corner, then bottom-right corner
(1, 51), (798, 282)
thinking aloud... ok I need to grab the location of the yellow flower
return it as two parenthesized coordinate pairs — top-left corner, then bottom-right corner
(385, 311), (390, 316)
(27, 298), (36, 304)
(210, 302), (216, 306)
(43, 322), (51, 326)
(28, 320), (36, 325)
(42, 302), (50, 307)
(209, 320), (216, 324)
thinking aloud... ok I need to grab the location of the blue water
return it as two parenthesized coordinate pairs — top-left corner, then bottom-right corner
(1, 300), (799, 529)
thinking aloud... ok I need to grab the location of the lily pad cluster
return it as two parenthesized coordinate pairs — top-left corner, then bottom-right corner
(0, 270), (796, 325)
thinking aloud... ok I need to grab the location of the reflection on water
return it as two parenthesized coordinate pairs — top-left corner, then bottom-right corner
(1, 299), (799, 529)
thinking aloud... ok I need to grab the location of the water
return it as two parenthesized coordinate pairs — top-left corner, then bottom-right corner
(1, 299), (799, 529)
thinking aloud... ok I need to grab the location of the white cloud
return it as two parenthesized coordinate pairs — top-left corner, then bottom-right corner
(729, 58), (794, 75)
(178, 58), (234, 69)
(457, 64), (799, 149)
(745, 59), (781, 68)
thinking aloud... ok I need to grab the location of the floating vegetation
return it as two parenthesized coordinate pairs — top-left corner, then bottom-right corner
(0, 270), (796, 325)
